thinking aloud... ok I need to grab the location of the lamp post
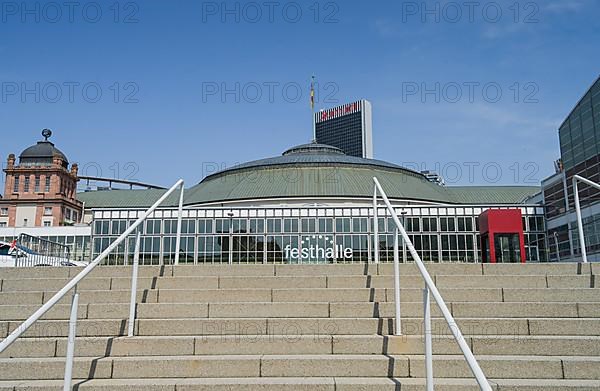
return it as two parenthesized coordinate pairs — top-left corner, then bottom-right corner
(227, 212), (234, 265)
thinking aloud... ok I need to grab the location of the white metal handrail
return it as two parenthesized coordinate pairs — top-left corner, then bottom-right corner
(373, 177), (492, 391)
(573, 174), (600, 263)
(0, 179), (185, 391)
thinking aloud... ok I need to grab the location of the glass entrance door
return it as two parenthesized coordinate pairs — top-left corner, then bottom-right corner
(494, 234), (521, 263)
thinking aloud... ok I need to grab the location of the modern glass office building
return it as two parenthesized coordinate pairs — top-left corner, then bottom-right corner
(77, 143), (545, 265)
(543, 76), (600, 262)
(315, 100), (373, 158)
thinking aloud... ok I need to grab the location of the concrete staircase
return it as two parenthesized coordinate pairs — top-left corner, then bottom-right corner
(0, 263), (599, 390)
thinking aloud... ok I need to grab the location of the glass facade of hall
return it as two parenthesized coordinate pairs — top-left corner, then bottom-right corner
(91, 205), (547, 265)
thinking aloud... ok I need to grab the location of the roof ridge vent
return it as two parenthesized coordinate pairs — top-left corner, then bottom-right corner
(283, 142), (345, 156)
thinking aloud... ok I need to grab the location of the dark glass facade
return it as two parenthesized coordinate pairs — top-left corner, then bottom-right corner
(543, 76), (600, 261)
(558, 77), (600, 213)
(316, 111), (365, 158)
(314, 100), (372, 158)
(560, 78), (600, 171)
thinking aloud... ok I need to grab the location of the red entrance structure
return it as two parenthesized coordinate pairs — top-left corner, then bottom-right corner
(479, 209), (526, 263)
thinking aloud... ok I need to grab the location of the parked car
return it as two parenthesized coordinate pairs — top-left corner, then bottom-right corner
(0, 241), (87, 267)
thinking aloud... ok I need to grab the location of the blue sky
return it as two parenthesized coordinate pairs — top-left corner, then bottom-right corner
(0, 0), (598, 188)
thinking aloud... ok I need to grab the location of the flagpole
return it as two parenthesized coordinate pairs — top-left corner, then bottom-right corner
(312, 108), (316, 143)
(311, 75), (316, 142)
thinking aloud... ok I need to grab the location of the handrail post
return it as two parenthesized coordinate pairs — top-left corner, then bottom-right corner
(174, 183), (185, 265)
(373, 185), (379, 264)
(63, 290), (79, 391)
(423, 285), (434, 391)
(401, 213), (407, 263)
(128, 232), (141, 337)
(573, 177), (588, 263)
(393, 228), (402, 336)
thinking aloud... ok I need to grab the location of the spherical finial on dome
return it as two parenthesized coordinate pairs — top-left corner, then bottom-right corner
(42, 129), (52, 141)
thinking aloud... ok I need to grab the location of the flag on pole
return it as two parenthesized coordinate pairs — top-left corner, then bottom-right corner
(310, 75), (315, 110)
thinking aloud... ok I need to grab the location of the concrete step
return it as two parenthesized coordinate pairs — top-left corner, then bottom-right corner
(0, 292), (44, 305)
(327, 274), (594, 289)
(87, 302), (334, 320)
(135, 317), (532, 337)
(271, 288), (389, 303)
(2, 274), (596, 293)
(471, 336), (600, 356)
(167, 316), (600, 337)
(500, 289), (600, 302)
(0, 266), (171, 280)
(53, 289), (158, 304)
(5, 301), (594, 322)
(172, 265), (277, 277)
(529, 319), (600, 336)
(4, 334), (600, 359)
(333, 335), (600, 357)
(435, 275), (594, 289)
(157, 289), (273, 303)
(330, 301), (592, 318)
(449, 302), (584, 318)
(3, 319), (128, 338)
(1, 335), (461, 359)
(493, 379), (600, 391)
(0, 263), (592, 282)
(0, 277), (111, 292)
(0, 268), (71, 280)
(0, 355), (409, 380)
(219, 276), (328, 289)
(0, 378), (339, 391)
(10, 315), (593, 338)
(0, 356), (113, 380)
(482, 263), (591, 276)
(2, 285), (599, 307)
(406, 355), (568, 379)
(0, 304), (89, 321)
(2, 378), (600, 391)
(579, 303), (600, 317)
(130, 286), (600, 304)
(1, 354), (598, 381)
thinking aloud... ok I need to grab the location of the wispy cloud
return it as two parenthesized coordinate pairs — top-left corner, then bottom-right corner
(481, 23), (530, 40)
(373, 19), (399, 38)
(544, 0), (588, 13)
(379, 98), (561, 142)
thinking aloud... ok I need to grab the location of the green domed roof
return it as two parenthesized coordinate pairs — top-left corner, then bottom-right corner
(78, 143), (541, 208)
(184, 143), (449, 205)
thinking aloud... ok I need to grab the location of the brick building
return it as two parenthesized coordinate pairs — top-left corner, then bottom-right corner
(0, 130), (82, 228)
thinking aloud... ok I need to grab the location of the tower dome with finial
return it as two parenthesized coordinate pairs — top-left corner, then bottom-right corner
(19, 129), (69, 168)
